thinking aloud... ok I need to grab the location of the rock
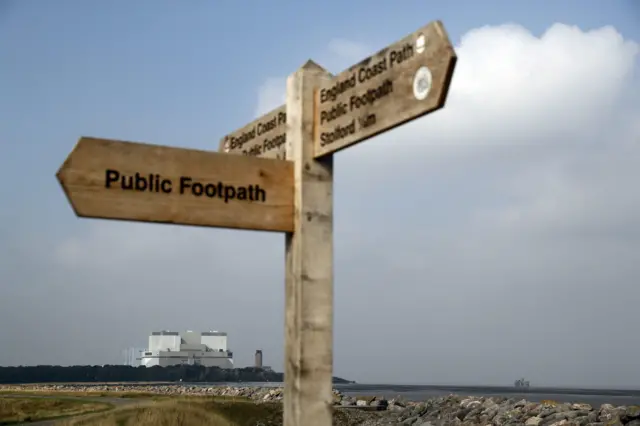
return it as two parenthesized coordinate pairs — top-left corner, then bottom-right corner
(390, 397), (407, 408)
(461, 398), (482, 409)
(624, 406), (640, 421)
(598, 404), (616, 422)
(574, 416), (590, 426)
(3, 384), (639, 426)
(525, 416), (543, 425)
(514, 399), (528, 408)
(572, 403), (593, 411)
(540, 406), (561, 418)
(370, 399), (388, 410)
(401, 415), (419, 425)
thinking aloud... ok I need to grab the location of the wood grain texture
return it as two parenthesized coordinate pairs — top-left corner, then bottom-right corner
(57, 137), (294, 232)
(219, 105), (288, 160)
(284, 61), (334, 426)
(314, 20), (457, 158)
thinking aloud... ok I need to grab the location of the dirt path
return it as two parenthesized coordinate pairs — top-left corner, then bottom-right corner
(1, 394), (156, 425)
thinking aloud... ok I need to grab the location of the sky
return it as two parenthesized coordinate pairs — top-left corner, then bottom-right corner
(1, 0), (640, 388)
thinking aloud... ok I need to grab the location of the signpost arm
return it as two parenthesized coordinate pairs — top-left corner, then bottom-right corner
(284, 60), (334, 426)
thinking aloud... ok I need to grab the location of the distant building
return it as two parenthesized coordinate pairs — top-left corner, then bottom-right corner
(514, 378), (530, 388)
(139, 330), (234, 368)
(255, 350), (263, 368)
(122, 347), (145, 366)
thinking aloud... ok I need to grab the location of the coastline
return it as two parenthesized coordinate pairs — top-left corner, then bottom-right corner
(2, 384), (640, 425)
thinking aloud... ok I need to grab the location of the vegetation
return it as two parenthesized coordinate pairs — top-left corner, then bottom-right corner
(60, 400), (281, 426)
(0, 392), (377, 426)
(59, 398), (373, 426)
(0, 365), (352, 384)
(0, 397), (112, 424)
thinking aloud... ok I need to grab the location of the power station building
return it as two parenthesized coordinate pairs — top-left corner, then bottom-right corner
(139, 330), (233, 368)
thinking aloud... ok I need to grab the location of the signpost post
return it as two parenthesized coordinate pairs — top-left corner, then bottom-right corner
(283, 61), (335, 426)
(57, 19), (456, 426)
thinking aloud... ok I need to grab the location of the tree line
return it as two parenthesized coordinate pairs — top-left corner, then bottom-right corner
(0, 365), (352, 384)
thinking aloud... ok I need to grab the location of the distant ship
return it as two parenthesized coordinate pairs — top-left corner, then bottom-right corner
(514, 378), (530, 388)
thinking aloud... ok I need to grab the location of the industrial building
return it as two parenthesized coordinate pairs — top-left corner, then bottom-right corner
(253, 349), (272, 371)
(139, 330), (234, 368)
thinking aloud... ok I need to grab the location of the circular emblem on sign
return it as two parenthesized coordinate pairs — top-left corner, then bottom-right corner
(223, 136), (230, 153)
(412, 66), (432, 101)
(416, 33), (426, 54)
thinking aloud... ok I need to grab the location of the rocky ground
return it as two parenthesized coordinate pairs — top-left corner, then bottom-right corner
(2, 384), (639, 425)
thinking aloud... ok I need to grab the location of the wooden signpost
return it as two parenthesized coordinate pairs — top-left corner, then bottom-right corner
(314, 20), (456, 158)
(57, 19), (456, 426)
(219, 105), (288, 160)
(57, 137), (294, 232)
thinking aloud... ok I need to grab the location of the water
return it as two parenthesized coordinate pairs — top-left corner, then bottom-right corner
(200, 383), (640, 406)
(334, 384), (640, 407)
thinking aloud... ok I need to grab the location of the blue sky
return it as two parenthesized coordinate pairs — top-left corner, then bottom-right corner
(2, 1), (640, 386)
(1, 0), (638, 240)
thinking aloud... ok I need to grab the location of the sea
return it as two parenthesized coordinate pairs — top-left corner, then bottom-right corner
(198, 383), (640, 407)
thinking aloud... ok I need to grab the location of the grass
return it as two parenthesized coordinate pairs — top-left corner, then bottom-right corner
(59, 398), (380, 426)
(59, 400), (282, 426)
(0, 397), (112, 425)
(0, 391), (382, 425)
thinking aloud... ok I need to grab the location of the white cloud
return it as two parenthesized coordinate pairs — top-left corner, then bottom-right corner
(326, 38), (371, 63)
(6, 22), (640, 387)
(254, 77), (286, 117)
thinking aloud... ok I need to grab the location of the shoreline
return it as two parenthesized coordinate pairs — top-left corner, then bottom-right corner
(339, 384), (640, 397)
(4, 382), (640, 400)
(2, 384), (640, 425)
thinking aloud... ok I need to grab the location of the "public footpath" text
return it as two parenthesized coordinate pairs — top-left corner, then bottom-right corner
(104, 169), (267, 203)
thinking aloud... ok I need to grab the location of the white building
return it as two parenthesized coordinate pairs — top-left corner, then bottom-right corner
(139, 330), (234, 368)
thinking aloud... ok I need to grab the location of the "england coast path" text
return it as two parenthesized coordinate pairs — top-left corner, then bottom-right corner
(317, 42), (416, 148)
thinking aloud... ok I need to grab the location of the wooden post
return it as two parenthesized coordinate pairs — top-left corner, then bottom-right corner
(284, 60), (334, 426)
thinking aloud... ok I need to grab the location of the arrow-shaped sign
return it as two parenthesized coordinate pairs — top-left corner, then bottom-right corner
(219, 105), (288, 160)
(314, 20), (457, 158)
(57, 137), (294, 232)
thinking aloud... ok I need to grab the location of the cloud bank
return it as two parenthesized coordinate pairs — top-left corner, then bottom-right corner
(4, 22), (640, 388)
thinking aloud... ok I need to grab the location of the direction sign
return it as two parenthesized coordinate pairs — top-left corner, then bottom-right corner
(56, 19), (458, 426)
(313, 20), (457, 158)
(219, 105), (287, 160)
(57, 137), (294, 232)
